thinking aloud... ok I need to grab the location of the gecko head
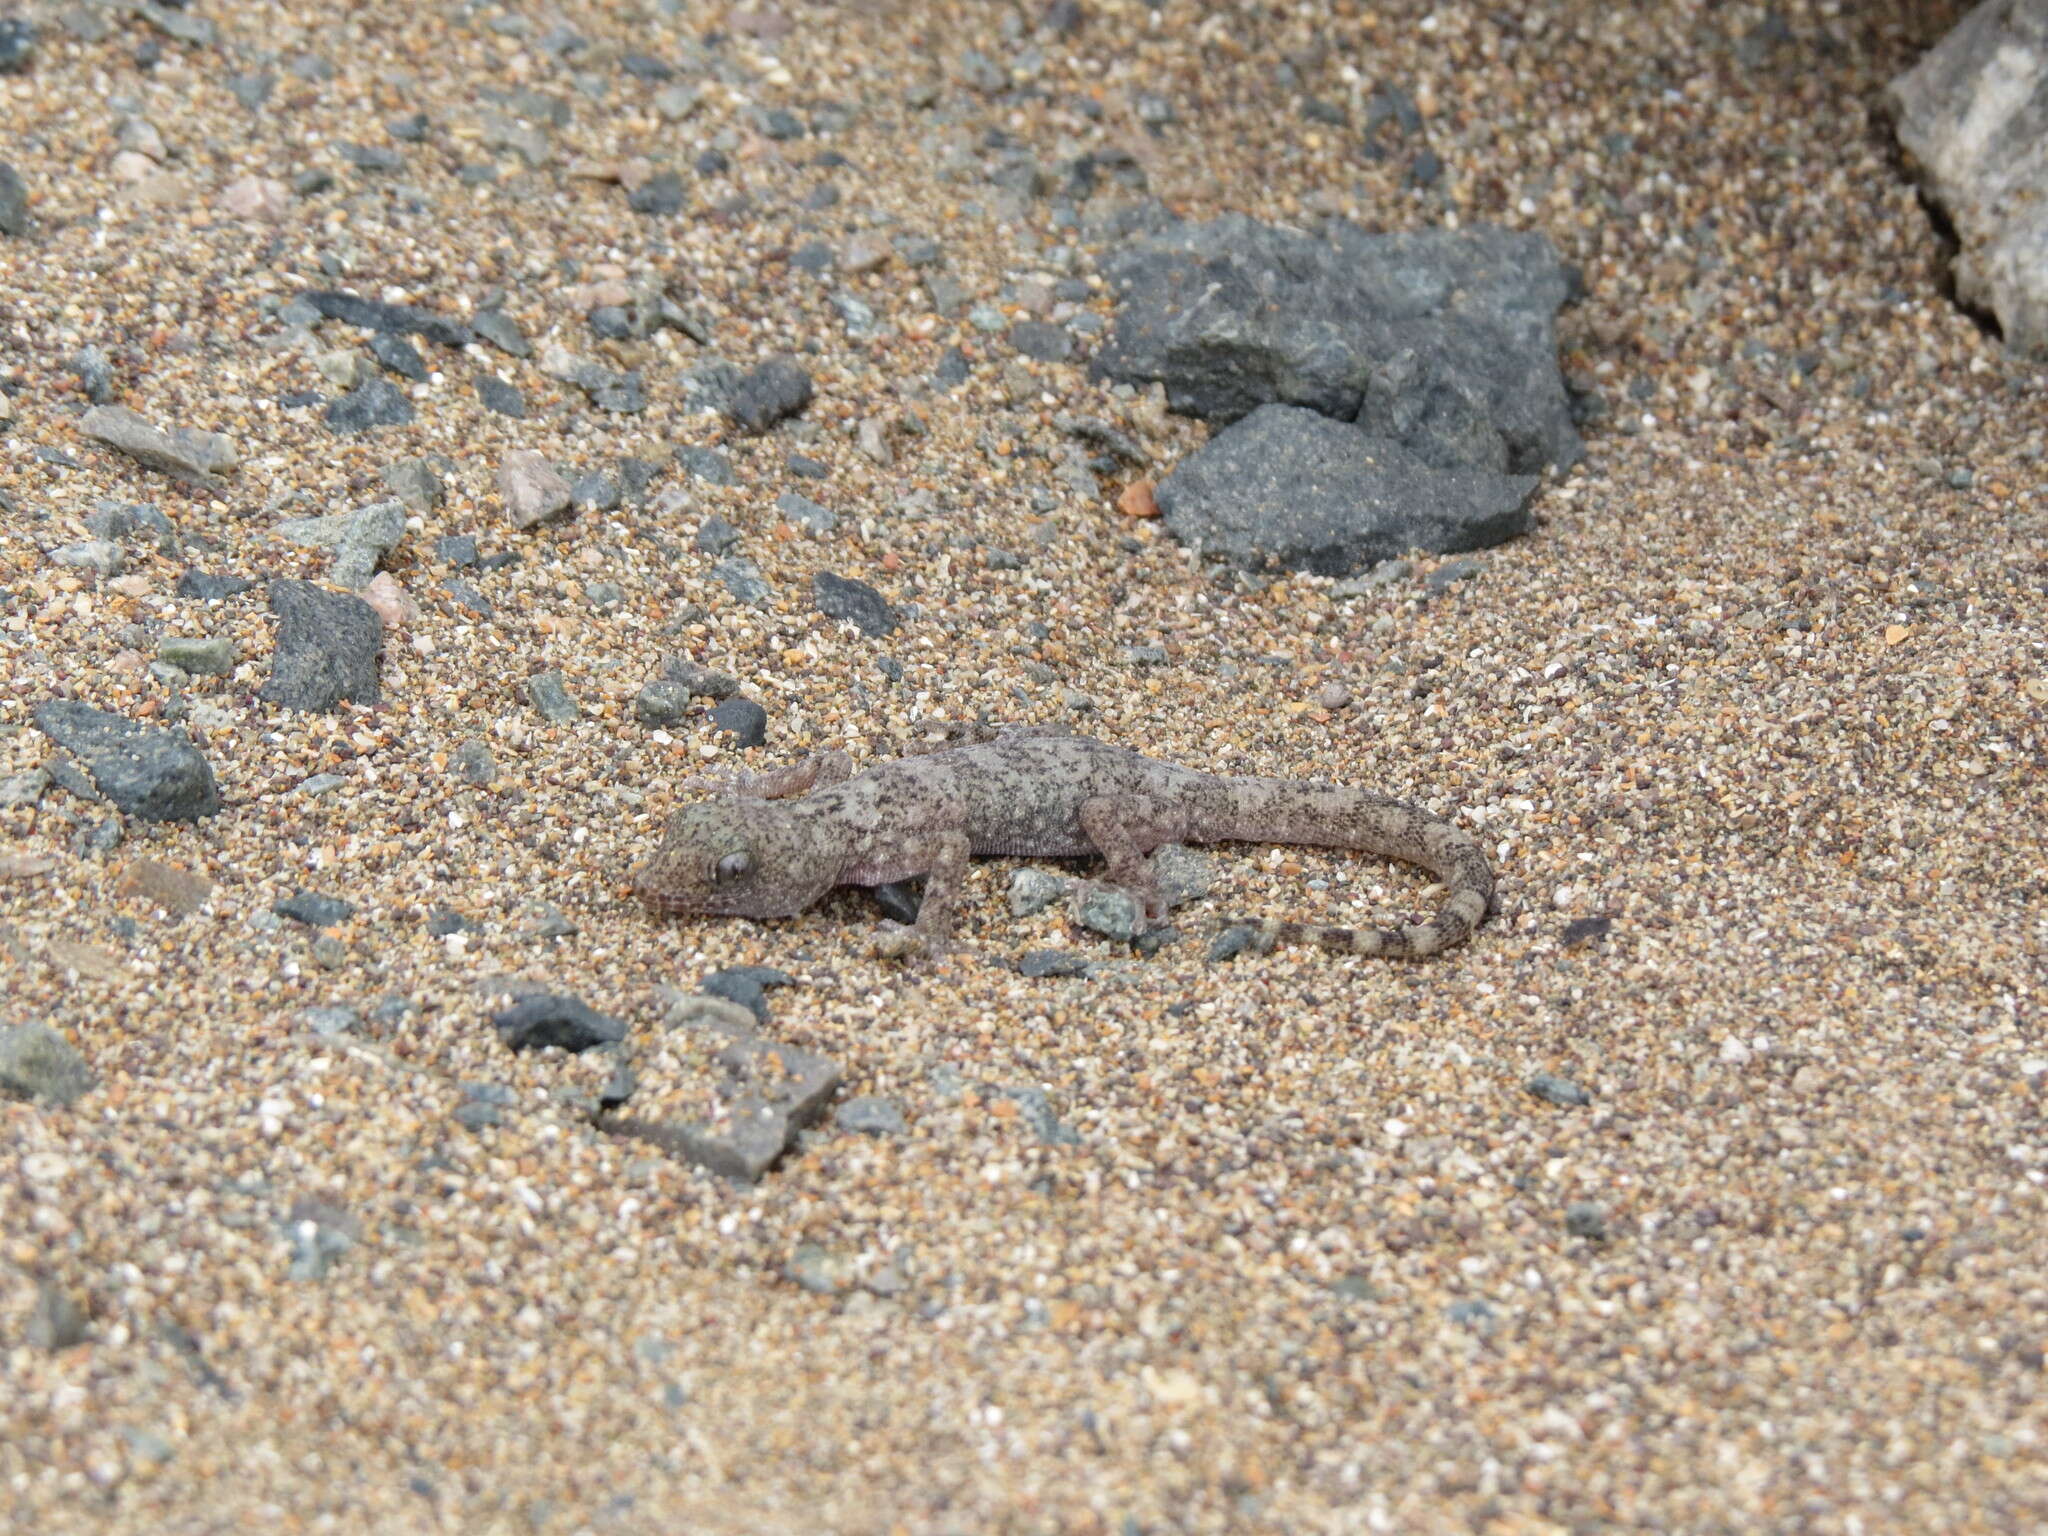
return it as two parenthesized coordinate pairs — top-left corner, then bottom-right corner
(630, 800), (837, 920)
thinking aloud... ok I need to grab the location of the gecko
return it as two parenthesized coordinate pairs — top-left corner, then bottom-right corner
(629, 726), (1493, 961)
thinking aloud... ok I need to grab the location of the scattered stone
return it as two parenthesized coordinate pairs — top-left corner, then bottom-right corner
(628, 171), (686, 215)
(0, 17), (35, 73)
(724, 356), (813, 434)
(695, 515), (741, 555)
(662, 657), (740, 698)
(0, 160), (29, 236)
(274, 890), (357, 927)
(79, 404), (238, 479)
(475, 374), (526, 418)
(834, 1096), (908, 1137)
(571, 471), (619, 512)
(526, 669), (579, 724)
(1887, 4), (2048, 357)
(218, 175), (291, 220)
(1206, 924), (1259, 963)
(175, 570), (252, 601)
(813, 572), (898, 636)
(1561, 915), (1613, 948)
(301, 290), (475, 347)
(358, 573), (418, 630)
(500, 449), (573, 528)
(1010, 320), (1074, 362)
(452, 739), (497, 785)
(1150, 843), (1217, 907)
(711, 556), (772, 606)
(1154, 404), (1537, 576)
(0, 768), (48, 807)
(325, 377), (415, 433)
(275, 500), (406, 589)
(26, 1281), (89, 1352)
(676, 444), (737, 485)
(284, 1197), (358, 1281)
(776, 490), (836, 533)
(600, 1000), (843, 1182)
(987, 1083), (1082, 1144)
(157, 637), (234, 675)
(471, 309), (532, 357)
(1008, 867), (1070, 917)
(1526, 1072), (1592, 1108)
(1565, 1202), (1609, 1242)
(31, 702), (220, 821)
(711, 697), (767, 748)
(71, 345), (115, 403)
(300, 1005), (360, 1039)
(0, 1021), (95, 1106)
(260, 579), (383, 712)
(1018, 949), (1092, 979)
(1076, 886), (1144, 941)
(48, 540), (124, 578)
(699, 969), (771, 1021)
(367, 331), (428, 381)
(225, 70), (275, 110)
(633, 678), (692, 726)
(492, 994), (626, 1053)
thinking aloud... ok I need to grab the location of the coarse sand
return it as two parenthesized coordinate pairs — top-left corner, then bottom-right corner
(2, 1), (2044, 1531)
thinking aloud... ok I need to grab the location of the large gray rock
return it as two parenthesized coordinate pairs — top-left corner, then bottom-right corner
(31, 701), (220, 820)
(260, 579), (383, 711)
(1094, 213), (1581, 474)
(1886, 0), (2048, 357)
(1153, 403), (1536, 575)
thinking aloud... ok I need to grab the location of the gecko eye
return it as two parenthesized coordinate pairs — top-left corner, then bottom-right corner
(713, 851), (754, 885)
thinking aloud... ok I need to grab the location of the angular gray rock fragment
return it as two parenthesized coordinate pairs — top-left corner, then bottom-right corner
(1886, 0), (2048, 357)
(260, 579), (383, 711)
(813, 571), (897, 636)
(599, 996), (842, 1182)
(79, 405), (238, 479)
(301, 290), (475, 347)
(30, 702), (220, 821)
(492, 994), (626, 1052)
(1094, 213), (1581, 474)
(525, 669), (579, 724)
(274, 500), (406, 589)
(0, 1021), (96, 1106)
(723, 356), (813, 434)
(0, 160), (29, 237)
(500, 449), (573, 528)
(1154, 403), (1537, 575)
(324, 377), (414, 433)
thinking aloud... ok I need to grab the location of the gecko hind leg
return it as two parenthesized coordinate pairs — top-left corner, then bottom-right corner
(1073, 795), (1186, 928)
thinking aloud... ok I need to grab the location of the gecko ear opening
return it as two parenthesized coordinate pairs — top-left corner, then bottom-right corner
(714, 851), (755, 885)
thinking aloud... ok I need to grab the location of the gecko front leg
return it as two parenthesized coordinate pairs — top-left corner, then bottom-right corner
(870, 828), (972, 961)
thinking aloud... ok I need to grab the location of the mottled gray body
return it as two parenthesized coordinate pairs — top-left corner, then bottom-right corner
(631, 730), (1492, 960)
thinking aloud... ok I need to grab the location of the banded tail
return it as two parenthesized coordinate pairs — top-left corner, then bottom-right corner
(1201, 776), (1493, 959)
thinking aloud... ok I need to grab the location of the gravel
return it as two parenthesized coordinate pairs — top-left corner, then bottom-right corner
(0, 5), (2041, 1532)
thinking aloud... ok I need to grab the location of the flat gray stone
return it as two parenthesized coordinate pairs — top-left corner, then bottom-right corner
(500, 449), (572, 528)
(0, 1021), (96, 1106)
(31, 702), (219, 820)
(79, 405), (238, 478)
(260, 579), (383, 711)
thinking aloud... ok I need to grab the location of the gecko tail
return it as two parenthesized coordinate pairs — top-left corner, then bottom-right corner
(1222, 886), (1491, 960)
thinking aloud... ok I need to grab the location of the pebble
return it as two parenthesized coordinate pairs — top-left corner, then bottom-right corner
(0, 1021), (96, 1106)
(500, 450), (573, 528)
(471, 309), (532, 357)
(813, 572), (898, 636)
(711, 697), (768, 748)
(694, 515), (740, 555)
(300, 1005), (361, 1038)
(31, 702), (220, 821)
(492, 994), (626, 1053)
(723, 357), (813, 434)
(712, 557), (772, 606)
(452, 739), (497, 785)
(0, 17), (35, 73)
(526, 670), (580, 724)
(274, 891), (357, 927)
(79, 404), (237, 478)
(0, 160), (28, 236)
(1017, 949), (1092, 979)
(26, 1281), (89, 1352)
(157, 637), (235, 675)
(1008, 866), (1070, 917)
(325, 377), (415, 433)
(475, 374), (526, 418)
(1526, 1072), (1592, 1108)
(834, 1096), (908, 1137)
(367, 331), (428, 381)
(676, 444), (737, 485)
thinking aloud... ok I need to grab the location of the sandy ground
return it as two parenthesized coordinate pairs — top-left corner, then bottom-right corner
(2, 0), (2044, 1530)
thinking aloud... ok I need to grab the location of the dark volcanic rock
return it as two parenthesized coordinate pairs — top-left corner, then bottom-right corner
(723, 357), (813, 434)
(813, 572), (898, 636)
(1094, 213), (1581, 474)
(1153, 404), (1536, 575)
(302, 290), (475, 347)
(31, 702), (220, 821)
(260, 579), (383, 711)
(492, 994), (626, 1052)
(325, 377), (415, 433)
